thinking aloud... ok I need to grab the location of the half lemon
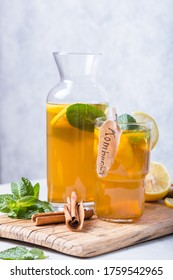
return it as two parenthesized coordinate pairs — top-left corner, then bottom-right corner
(132, 111), (159, 149)
(145, 161), (171, 201)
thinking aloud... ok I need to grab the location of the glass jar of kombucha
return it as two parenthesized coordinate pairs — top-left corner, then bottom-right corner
(46, 52), (109, 210)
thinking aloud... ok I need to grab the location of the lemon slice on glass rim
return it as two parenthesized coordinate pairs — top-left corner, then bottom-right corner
(132, 111), (159, 149)
(145, 161), (171, 201)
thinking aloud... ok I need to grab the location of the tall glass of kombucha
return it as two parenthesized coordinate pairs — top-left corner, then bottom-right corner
(94, 117), (151, 221)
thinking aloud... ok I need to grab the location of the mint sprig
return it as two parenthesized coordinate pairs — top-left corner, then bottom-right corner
(66, 103), (106, 132)
(117, 114), (139, 130)
(0, 246), (47, 260)
(0, 177), (53, 219)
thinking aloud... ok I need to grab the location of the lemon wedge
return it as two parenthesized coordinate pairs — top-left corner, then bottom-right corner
(164, 197), (173, 208)
(132, 111), (159, 149)
(145, 161), (171, 201)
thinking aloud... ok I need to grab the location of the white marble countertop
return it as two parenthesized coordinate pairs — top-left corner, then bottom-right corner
(0, 179), (173, 260)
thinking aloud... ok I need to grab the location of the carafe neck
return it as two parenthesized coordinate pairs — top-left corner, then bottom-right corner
(53, 52), (101, 82)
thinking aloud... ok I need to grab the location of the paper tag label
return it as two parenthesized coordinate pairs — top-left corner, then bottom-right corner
(96, 120), (122, 178)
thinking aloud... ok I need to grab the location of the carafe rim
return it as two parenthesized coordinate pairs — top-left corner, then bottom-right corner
(53, 51), (102, 56)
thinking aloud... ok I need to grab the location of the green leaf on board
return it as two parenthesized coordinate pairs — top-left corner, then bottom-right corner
(0, 246), (47, 260)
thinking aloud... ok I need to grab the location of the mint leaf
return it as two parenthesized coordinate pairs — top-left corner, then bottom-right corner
(29, 248), (47, 259)
(0, 194), (16, 213)
(33, 183), (40, 198)
(0, 246), (28, 260)
(0, 178), (54, 219)
(0, 194), (14, 204)
(17, 196), (37, 207)
(17, 209), (40, 219)
(11, 182), (20, 198)
(117, 114), (136, 123)
(20, 177), (34, 196)
(11, 178), (39, 199)
(33, 200), (54, 212)
(0, 246), (47, 260)
(117, 114), (139, 130)
(11, 178), (34, 198)
(8, 207), (27, 218)
(20, 201), (54, 219)
(66, 103), (106, 132)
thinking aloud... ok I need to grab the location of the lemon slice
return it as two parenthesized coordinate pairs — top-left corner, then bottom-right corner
(164, 197), (173, 208)
(50, 107), (68, 127)
(145, 161), (171, 201)
(132, 111), (159, 149)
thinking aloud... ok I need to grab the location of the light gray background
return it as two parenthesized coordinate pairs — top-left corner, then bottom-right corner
(0, 0), (173, 184)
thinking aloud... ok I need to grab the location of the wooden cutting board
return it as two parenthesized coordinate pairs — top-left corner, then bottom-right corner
(0, 202), (173, 258)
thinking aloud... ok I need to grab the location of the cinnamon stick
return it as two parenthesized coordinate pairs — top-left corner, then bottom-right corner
(32, 209), (93, 226)
(32, 211), (65, 226)
(64, 191), (85, 232)
(32, 191), (94, 230)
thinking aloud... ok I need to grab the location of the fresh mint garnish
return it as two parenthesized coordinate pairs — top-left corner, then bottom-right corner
(117, 114), (136, 123)
(66, 103), (106, 132)
(0, 246), (47, 260)
(0, 177), (54, 219)
(117, 114), (139, 130)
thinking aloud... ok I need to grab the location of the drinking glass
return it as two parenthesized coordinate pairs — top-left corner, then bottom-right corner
(94, 117), (152, 222)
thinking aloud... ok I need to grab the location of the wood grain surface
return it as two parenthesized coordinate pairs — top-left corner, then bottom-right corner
(0, 202), (173, 258)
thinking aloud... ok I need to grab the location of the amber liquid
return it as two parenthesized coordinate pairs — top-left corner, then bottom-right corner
(94, 128), (151, 220)
(47, 103), (108, 205)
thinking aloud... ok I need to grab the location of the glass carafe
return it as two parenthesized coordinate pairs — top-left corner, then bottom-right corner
(46, 52), (109, 209)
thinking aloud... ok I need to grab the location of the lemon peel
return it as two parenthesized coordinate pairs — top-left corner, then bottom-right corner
(50, 107), (68, 127)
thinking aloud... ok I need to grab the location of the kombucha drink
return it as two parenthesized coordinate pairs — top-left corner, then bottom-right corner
(47, 103), (107, 206)
(94, 124), (151, 220)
